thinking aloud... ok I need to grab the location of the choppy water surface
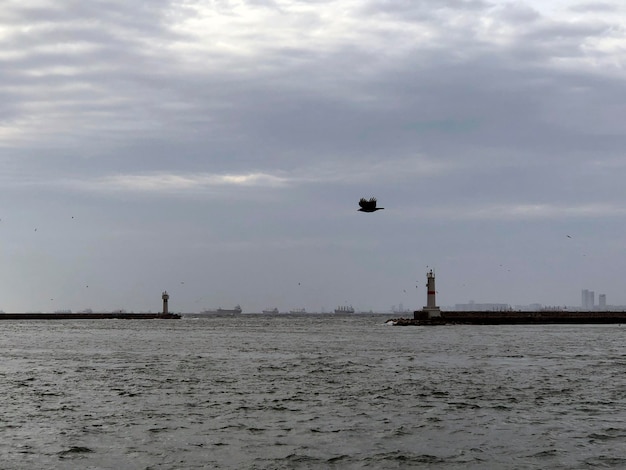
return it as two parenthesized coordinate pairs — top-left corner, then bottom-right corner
(0, 315), (624, 469)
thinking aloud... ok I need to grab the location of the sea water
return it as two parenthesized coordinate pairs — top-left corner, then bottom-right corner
(0, 314), (624, 469)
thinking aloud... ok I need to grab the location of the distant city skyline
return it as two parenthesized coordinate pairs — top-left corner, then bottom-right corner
(5, 283), (622, 314)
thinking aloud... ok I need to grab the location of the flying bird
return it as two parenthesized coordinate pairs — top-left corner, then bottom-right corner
(358, 197), (384, 213)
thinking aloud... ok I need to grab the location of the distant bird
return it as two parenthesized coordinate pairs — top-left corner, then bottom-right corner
(358, 197), (384, 213)
(566, 235), (572, 238)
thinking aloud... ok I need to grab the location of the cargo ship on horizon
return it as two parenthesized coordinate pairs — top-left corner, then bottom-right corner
(334, 305), (355, 314)
(201, 305), (242, 314)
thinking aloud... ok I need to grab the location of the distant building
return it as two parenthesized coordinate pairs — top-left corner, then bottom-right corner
(391, 303), (411, 314)
(599, 294), (606, 309)
(454, 300), (511, 311)
(515, 303), (543, 311)
(581, 289), (595, 310)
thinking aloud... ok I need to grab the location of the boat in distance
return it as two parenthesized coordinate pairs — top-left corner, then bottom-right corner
(201, 305), (243, 314)
(335, 305), (355, 314)
(289, 308), (306, 314)
(262, 308), (279, 314)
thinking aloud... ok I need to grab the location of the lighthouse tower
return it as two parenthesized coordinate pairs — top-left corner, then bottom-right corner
(421, 269), (441, 318)
(162, 291), (169, 315)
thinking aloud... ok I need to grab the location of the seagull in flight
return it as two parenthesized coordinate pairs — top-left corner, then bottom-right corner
(358, 197), (384, 213)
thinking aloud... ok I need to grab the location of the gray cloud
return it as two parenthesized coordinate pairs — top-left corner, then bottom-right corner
(568, 2), (619, 13)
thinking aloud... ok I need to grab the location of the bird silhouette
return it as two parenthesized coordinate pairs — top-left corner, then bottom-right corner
(358, 197), (384, 212)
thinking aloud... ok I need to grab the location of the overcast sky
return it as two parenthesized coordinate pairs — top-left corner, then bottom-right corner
(2, 0), (626, 313)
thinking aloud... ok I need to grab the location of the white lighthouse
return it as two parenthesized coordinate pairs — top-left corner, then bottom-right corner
(422, 269), (441, 318)
(162, 291), (169, 315)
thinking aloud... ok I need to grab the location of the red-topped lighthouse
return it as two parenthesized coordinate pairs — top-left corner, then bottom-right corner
(420, 269), (441, 319)
(426, 270), (437, 309)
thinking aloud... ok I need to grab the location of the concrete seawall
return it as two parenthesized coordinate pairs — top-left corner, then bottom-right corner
(388, 311), (626, 325)
(0, 313), (181, 320)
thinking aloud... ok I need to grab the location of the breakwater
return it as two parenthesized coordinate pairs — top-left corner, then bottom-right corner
(0, 313), (180, 320)
(388, 310), (626, 325)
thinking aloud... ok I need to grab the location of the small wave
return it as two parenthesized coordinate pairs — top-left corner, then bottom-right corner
(589, 428), (626, 441)
(491, 404), (511, 410)
(584, 456), (626, 467)
(247, 427), (267, 433)
(263, 405), (298, 412)
(326, 454), (351, 464)
(284, 453), (326, 464)
(392, 426), (412, 436)
(148, 426), (170, 433)
(527, 449), (558, 458)
(364, 451), (447, 464)
(58, 446), (94, 456)
(448, 401), (481, 409)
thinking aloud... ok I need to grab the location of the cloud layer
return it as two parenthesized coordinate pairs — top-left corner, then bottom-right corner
(2, 1), (626, 312)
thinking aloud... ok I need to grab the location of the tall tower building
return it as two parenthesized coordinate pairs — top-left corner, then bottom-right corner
(581, 289), (595, 310)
